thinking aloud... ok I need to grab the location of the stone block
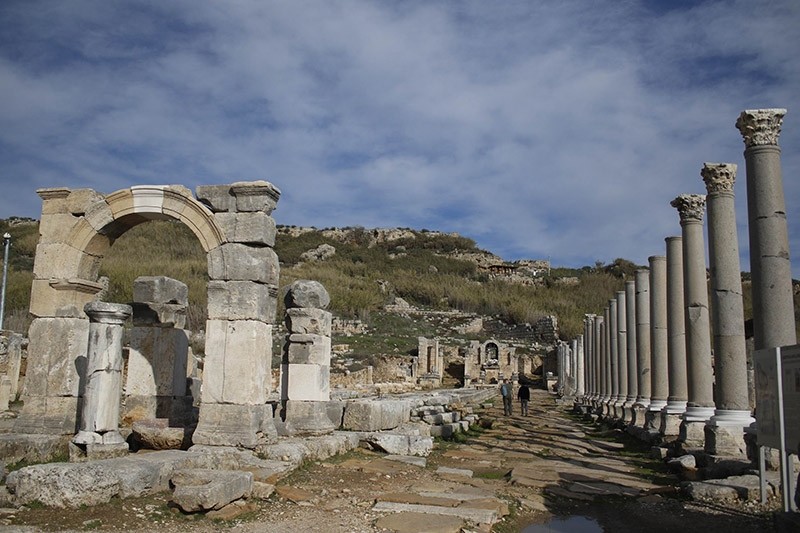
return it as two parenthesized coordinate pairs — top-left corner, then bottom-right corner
(202, 320), (272, 404)
(192, 403), (277, 448)
(33, 243), (101, 280)
(66, 189), (106, 216)
(680, 420), (708, 449)
(83, 196), (115, 232)
(131, 302), (187, 328)
(342, 399), (410, 432)
(29, 278), (105, 318)
(13, 396), (81, 435)
(283, 280), (330, 309)
(25, 317), (89, 397)
(133, 276), (188, 305)
(207, 280), (277, 322)
(68, 441), (129, 462)
(171, 468), (253, 512)
(208, 243), (279, 284)
(280, 363), (329, 402)
(704, 425), (747, 457)
(326, 400), (345, 428)
(230, 181), (281, 213)
(196, 184), (235, 213)
(126, 327), (189, 396)
(37, 213), (81, 244)
(285, 308), (332, 335)
(132, 418), (193, 450)
(430, 423), (460, 438)
(282, 400), (336, 436)
(0, 376), (11, 411)
(37, 187), (71, 215)
(285, 334), (331, 365)
(1, 333), (24, 399)
(214, 212), (277, 246)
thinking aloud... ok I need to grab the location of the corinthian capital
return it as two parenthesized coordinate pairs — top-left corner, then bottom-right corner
(735, 108), (787, 147)
(670, 194), (706, 222)
(701, 163), (737, 194)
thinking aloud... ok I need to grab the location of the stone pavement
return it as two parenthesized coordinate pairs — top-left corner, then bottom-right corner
(296, 387), (670, 532)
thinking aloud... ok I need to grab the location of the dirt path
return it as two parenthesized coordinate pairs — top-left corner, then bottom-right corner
(4, 389), (780, 532)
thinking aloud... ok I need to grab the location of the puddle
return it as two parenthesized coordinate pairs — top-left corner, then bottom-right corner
(523, 515), (602, 533)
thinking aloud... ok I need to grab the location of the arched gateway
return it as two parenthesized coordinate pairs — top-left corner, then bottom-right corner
(17, 182), (281, 448)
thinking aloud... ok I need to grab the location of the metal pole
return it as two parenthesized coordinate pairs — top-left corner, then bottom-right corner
(0, 232), (10, 331)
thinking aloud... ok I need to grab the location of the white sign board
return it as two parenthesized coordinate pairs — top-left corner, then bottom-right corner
(754, 345), (800, 451)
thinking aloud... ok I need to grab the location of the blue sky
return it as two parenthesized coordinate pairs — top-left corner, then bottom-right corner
(1, 0), (798, 276)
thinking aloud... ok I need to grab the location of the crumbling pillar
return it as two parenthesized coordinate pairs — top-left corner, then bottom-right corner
(193, 181), (280, 448)
(72, 302), (132, 456)
(702, 163), (755, 456)
(623, 280), (637, 423)
(661, 237), (688, 437)
(736, 109), (797, 351)
(647, 255), (669, 432)
(671, 194), (715, 448)
(615, 290), (628, 417)
(280, 280), (335, 436)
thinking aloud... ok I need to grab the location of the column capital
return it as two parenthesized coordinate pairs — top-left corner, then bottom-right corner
(670, 194), (706, 222)
(735, 108), (786, 147)
(701, 163), (737, 194)
(84, 301), (132, 325)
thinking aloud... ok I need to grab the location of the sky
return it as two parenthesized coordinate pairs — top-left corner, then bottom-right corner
(0, 0), (798, 276)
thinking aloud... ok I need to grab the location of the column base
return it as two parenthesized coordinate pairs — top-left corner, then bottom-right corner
(659, 411), (684, 437)
(68, 440), (129, 462)
(281, 400), (336, 436)
(680, 420), (708, 449)
(631, 405), (648, 428)
(193, 403), (278, 449)
(708, 409), (755, 428)
(663, 400), (687, 414)
(682, 405), (715, 422)
(704, 424), (748, 457)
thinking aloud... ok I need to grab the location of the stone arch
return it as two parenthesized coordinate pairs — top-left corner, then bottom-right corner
(19, 182), (282, 450)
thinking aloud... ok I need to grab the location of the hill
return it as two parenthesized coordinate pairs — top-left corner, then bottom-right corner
(2, 218), (794, 362)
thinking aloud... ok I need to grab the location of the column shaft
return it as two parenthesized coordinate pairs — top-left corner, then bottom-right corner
(625, 280), (638, 406)
(635, 270), (651, 407)
(649, 256), (669, 411)
(616, 291), (628, 406)
(665, 237), (688, 412)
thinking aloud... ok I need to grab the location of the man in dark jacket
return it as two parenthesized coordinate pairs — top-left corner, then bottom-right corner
(517, 383), (530, 416)
(500, 379), (512, 416)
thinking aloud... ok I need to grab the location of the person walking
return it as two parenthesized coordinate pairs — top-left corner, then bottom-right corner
(500, 379), (513, 416)
(517, 382), (530, 416)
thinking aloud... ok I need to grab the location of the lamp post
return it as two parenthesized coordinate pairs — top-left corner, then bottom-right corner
(0, 232), (10, 331)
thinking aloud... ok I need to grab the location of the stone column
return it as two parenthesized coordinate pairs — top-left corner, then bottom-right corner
(571, 337), (580, 397)
(634, 269), (652, 426)
(594, 314), (604, 409)
(601, 306), (611, 410)
(671, 194), (715, 448)
(575, 334), (585, 398)
(623, 280), (638, 422)
(615, 290), (628, 416)
(662, 237), (688, 437)
(608, 299), (620, 417)
(736, 109), (797, 351)
(583, 316), (594, 400)
(648, 256), (669, 425)
(557, 341), (566, 395)
(72, 302), (132, 457)
(702, 162), (755, 455)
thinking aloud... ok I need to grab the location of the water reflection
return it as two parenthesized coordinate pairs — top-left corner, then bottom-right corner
(523, 515), (602, 533)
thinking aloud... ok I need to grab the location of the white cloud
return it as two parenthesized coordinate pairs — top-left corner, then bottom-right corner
(0, 0), (798, 277)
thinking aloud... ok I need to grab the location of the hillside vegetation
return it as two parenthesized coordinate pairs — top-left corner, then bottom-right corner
(1, 218), (796, 345)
